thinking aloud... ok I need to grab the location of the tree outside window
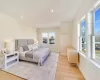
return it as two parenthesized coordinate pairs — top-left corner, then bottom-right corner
(42, 33), (48, 44)
(49, 32), (55, 44)
(80, 20), (86, 53)
(42, 32), (55, 44)
(93, 8), (100, 61)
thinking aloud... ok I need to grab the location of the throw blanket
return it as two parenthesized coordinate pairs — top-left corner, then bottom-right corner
(25, 50), (34, 59)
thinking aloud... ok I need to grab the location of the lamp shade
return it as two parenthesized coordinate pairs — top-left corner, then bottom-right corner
(4, 40), (14, 53)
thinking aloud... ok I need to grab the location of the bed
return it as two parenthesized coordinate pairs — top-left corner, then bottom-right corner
(15, 39), (51, 65)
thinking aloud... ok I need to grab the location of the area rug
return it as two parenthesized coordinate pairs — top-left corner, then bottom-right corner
(5, 52), (59, 80)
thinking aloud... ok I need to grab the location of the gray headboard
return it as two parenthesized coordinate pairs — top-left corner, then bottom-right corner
(15, 39), (34, 51)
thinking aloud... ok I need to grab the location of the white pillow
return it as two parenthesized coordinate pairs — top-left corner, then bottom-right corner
(19, 47), (23, 52)
(32, 44), (38, 51)
(28, 45), (33, 51)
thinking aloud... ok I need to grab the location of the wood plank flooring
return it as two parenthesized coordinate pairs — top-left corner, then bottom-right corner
(56, 55), (85, 80)
(0, 70), (24, 80)
(0, 55), (85, 80)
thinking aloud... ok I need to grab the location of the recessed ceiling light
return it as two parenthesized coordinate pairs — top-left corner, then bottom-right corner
(21, 16), (23, 19)
(51, 9), (54, 13)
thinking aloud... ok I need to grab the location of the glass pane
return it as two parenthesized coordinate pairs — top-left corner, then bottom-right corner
(94, 8), (100, 61)
(42, 33), (48, 44)
(81, 20), (86, 53)
(49, 32), (55, 44)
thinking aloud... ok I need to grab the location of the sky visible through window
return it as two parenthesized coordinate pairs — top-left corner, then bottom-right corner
(49, 32), (55, 38)
(95, 8), (100, 33)
(94, 8), (100, 61)
(81, 20), (86, 36)
(42, 33), (48, 37)
(81, 20), (86, 53)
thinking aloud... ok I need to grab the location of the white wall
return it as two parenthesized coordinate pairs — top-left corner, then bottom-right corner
(72, 0), (100, 80)
(0, 12), (37, 49)
(37, 21), (73, 54)
(60, 21), (73, 55)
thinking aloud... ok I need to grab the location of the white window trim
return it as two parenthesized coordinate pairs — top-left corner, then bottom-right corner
(48, 32), (56, 45)
(79, 18), (87, 55)
(78, 0), (100, 68)
(42, 32), (48, 44)
(89, 1), (100, 64)
(91, 36), (96, 59)
(91, 5), (100, 60)
(42, 32), (56, 45)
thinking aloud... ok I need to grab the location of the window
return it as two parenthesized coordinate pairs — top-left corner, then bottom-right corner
(92, 7), (100, 61)
(78, 1), (100, 65)
(49, 32), (55, 44)
(80, 20), (87, 53)
(42, 32), (55, 44)
(42, 33), (48, 44)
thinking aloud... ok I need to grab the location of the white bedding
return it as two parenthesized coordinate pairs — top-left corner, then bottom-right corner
(19, 48), (50, 65)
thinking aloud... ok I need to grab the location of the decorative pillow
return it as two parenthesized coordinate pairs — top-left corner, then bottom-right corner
(32, 44), (38, 51)
(19, 47), (23, 52)
(22, 45), (29, 51)
(28, 45), (33, 51)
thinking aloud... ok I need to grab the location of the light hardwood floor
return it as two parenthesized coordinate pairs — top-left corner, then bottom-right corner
(0, 55), (85, 80)
(0, 70), (25, 80)
(56, 55), (85, 80)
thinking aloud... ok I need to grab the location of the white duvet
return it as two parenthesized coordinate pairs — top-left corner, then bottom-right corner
(19, 48), (50, 65)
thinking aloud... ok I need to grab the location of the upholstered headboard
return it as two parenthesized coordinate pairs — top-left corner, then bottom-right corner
(15, 39), (34, 51)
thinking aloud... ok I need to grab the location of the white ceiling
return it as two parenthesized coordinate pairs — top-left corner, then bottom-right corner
(0, 0), (84, 27)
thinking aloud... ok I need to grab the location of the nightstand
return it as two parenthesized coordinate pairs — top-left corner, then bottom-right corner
(1, 51), (19, 70)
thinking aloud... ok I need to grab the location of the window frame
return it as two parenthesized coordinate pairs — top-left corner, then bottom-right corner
(79, 18), (87, 54)
(42, 32), (56, 45)
(42, 32), (48, 44)
(48, 32), (56, 45)
(91, 5), (100, 63)
(78, 1), (100, 67)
